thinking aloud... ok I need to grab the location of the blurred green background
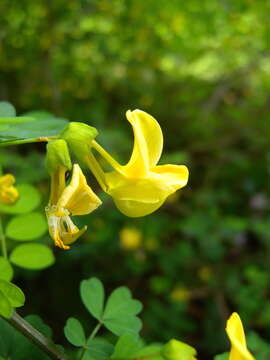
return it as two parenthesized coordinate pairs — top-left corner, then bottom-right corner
(1, 0), (270, 358)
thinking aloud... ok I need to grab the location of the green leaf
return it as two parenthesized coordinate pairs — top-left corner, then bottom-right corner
(10, 244), (55, 270)
(134, 345), (163, 360)
(104, 287), (142, 319)
(64, 317), (86, 347)
(82, 338), (114, 360)
(0, 102), (16, 117)
(103, 287), (142, 335)
(0, 290), (12, 318)
(0, 184), (41, 214)
(111, 334), (143, 359)
(80, 278), (105, 320)
(0, 109), (68, 143)
(25, 315), (53, 338)
(104, 316), (142, 337)
(0, 280), (25, 307)
(6, 212), (47, 241)
(0, 257), (13, 281)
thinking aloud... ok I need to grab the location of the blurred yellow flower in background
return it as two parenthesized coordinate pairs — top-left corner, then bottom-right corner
(0, 174), (19, 204)
(119, 227), (142, 250)
(226, 312), (255, 360)
(170, 286), (191, 302)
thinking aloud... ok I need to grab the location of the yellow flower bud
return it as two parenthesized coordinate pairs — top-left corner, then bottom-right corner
(161, 339), (197, 360)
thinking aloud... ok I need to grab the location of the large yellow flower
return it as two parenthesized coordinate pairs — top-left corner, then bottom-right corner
(46, 164), (101, 249)
(91, 110), (189, 217)
(0, 174), (19, 204)
(226, 313), (255, 360)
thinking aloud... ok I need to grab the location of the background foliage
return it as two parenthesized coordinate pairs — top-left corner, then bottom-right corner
(1, 0), (270, 358)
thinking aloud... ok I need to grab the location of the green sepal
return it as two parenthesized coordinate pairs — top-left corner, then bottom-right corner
(60, 122), (98, 162)
(45, 139), (72, 174)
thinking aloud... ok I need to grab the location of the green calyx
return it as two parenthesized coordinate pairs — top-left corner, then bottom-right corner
(60, 122), (98, 162)
(46, 139), (72, 174)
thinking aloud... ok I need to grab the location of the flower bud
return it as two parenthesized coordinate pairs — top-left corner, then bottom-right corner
(161, 339), (197, 360)
(60, 122), (98, 162)
(46, 139), (72, 174)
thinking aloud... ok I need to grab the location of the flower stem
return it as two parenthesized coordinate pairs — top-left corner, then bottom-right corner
(79, 322), (102, 360)
(85, 152), (107, 192)
(0, 216), (7, 259)
(91, 140), (122, 170)
(0, 136), (57, 147)
(4, 311), (70, 360)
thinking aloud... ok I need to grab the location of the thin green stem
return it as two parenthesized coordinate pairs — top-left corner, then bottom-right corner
(4, 312), (71, 360)
(0, 216), (7, 259)
(79, 322), (102, 360)
(91, 140), (122, 170)
(85, 152), (107, 192)
(0, 136), (57, 147)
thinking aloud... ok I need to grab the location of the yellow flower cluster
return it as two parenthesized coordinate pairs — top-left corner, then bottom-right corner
(46, 109), (189, 249)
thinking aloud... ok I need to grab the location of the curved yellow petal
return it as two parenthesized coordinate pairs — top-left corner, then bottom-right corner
(113, 198), (165, 217)
(105, 164), (188, 217)
(46, 205), (87, 250)
(226, 313), (255, 360)
(153, 164), (189, 189)
(123, 110), (163, 178)
(57, 164), (102, 216)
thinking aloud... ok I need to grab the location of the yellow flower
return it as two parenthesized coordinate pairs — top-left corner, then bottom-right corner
(46, 164), (102, 250)
(226, 313), (255, 360)
(170, 286), (191, 302)
(91, 110), (189, 217)
(0, 174), (19, 204)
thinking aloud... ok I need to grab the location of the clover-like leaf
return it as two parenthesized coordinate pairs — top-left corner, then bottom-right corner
(82, 338), (114, 360)
(64, 317), (86, 347)
(80, 278), (105, 321)
(111, 334), (143, 359)
(103, 287), (143, 336)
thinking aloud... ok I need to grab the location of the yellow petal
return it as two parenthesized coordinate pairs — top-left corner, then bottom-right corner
(153, 164), (189, 189)
(123, 110), (163, 178)
(0, 174), (16, 186)
(226, 313), (255, 360)
(57, 164), (102, 215)
(46, 205), (87, 250)
(105, 164), (188, 217)
(0, 174), (19, 204)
